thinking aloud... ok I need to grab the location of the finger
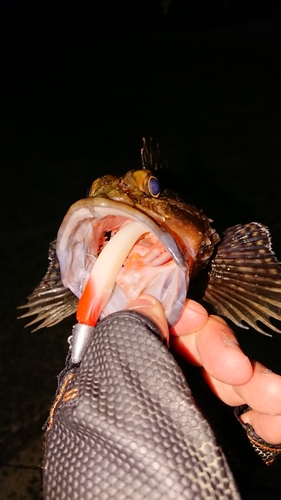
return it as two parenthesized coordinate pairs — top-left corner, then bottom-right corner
(169, 299), (208, 365)
(241, 410), (281, 444)
(234, 362), (281, 415)
(170, 299), (208, 336)
(125, 294), (169, 341)
(171, 312), (253, 384)
(202, 370), (246, 406)
(170, 329), (202, 365)
(196, 317), (253, 385)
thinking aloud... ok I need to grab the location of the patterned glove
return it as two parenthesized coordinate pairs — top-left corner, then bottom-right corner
(43, 310), (241, 500)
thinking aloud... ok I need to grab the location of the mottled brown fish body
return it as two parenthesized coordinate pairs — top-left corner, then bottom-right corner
(134, 194), (219, 277)
(19, 168), (281, 336)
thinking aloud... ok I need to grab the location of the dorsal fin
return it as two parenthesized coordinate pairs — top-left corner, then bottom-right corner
(141, 137), (167, 172)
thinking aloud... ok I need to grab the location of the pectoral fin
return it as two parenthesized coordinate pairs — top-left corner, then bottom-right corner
(18, 240), (78, 331)
(204, 223), (281, 335)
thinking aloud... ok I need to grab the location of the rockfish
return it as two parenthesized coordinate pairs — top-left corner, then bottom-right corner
(19, 147), (281, 338)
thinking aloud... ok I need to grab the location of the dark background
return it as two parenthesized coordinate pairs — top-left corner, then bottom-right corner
(1, 1), (281, 498)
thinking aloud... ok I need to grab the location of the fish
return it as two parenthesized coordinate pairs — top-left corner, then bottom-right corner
(19, 140), (281, 338)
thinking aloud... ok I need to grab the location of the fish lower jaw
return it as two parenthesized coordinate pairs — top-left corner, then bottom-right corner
(101, 256), (188, 328)
(60, 220), (188, 328)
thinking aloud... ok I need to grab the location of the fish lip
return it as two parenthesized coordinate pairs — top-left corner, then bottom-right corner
(57, 196), (188, 273)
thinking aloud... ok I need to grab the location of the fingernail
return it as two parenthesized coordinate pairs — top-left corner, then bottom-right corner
(255, 362), (273, 374)
(186, 300), (208, 317)
(263, 367), (272, 374)
(223, 335), (241, 352)
(240, 412), (250, 425)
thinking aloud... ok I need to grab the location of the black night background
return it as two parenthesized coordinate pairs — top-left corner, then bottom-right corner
(0, 1), (281, 497)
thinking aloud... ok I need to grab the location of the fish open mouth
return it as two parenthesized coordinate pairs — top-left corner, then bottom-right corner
(56, 197), (189, 327)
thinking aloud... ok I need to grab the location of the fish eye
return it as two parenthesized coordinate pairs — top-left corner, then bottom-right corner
(147, 176), (160, 197)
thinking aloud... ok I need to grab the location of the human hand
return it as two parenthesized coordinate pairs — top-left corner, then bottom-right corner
(169, 299), (281, 446)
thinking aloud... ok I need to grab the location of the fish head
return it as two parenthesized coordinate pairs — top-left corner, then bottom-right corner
(56, 169), (219, 328)
(88, 169), (219, 274)
(19, 161), (281, 339)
